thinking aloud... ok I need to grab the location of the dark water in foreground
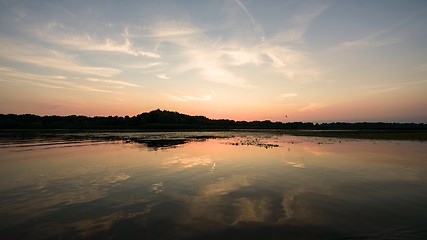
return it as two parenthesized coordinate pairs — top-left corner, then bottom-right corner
(0, 131), (427, 239)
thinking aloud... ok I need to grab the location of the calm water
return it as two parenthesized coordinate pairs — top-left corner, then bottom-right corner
(0, 131), (427, 239)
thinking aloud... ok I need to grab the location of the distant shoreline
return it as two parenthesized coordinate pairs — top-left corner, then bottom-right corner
(1, 109), (427, 142)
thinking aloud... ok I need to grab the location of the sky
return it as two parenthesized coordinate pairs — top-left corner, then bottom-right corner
(1, 0), (427, 122)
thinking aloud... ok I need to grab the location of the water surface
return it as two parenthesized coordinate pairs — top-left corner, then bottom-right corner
(1, 131), (426, 239)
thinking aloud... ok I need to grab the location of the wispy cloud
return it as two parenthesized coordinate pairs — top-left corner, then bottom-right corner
(149, 22), (255, 88)
(369, 87), (400, 94)
(359, 79), (427, 94)
(235, 0), (264, 40)
(86, 78), (139, 87)
(291, 4), (329, 25)
(221, 49), (263, 66)
(0, 38), (121, 77)
(271, 3), (328, 47)
(0, 66), (117, 93)
(299, 102), (328, 112)
(30, 24), (160, 58)
(154, 20), (323, 86)
(127, 62), (161, 69)
(272, 29), (305, 44)
(157, 74), (170, 79)
(335, 16), (410, 51)
(200, 65), (251, 88)
(147, 21), (202, 38)
(3, 2), (326, 93)
(337, 34), (402, 50)
(262, 45), (324, 82)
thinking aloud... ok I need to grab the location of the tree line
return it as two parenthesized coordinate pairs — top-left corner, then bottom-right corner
(1, 109), (426, 130)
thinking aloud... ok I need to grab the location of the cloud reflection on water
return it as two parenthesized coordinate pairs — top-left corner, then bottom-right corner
(286, 161), (305, 168)
(163, 153), (213, 169)
(1, 132), (427, 239)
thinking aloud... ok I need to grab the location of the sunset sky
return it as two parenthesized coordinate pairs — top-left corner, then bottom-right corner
(1, 0), (427, 122)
